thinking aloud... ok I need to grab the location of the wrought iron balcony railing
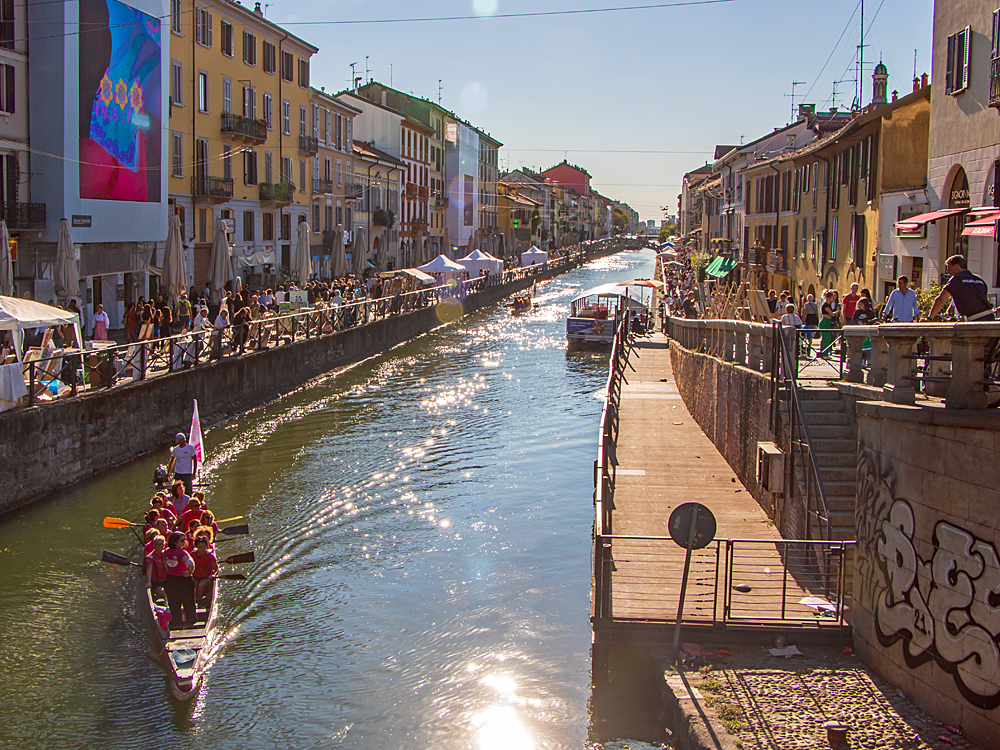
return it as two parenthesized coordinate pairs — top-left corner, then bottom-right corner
(192, 176), (234, 201)
(299, 135), (319, 155)
(312, 178), (333, 195)
(0, 201), (45, 230)
(221, 113), (267, 142)
(259, 181), (295, 204)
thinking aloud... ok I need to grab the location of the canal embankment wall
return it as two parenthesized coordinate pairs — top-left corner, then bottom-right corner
(0, 250), (612, 516)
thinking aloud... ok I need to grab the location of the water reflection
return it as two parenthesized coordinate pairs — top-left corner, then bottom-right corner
(0, 249), (654, 749)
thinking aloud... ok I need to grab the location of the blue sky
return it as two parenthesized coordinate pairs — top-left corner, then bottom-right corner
(270, 0), (934, 221)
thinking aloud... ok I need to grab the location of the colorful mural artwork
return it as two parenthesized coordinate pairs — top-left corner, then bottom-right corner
(79, 0), (161, 202)
(857, 446), (1000, 708)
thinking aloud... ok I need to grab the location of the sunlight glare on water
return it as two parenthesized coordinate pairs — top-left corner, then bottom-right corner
(0, 249), (653, 749)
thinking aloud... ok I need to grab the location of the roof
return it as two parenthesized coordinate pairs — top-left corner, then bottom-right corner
(310, 87), (362, 114)
(542, 160), (592, 179)
(218, 0), (318, 53)
(715, 145), (739, 159)
(353, 141), (406, 167)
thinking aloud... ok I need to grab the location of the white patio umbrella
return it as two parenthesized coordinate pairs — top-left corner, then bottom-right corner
(0, 220), (12, 297)
(160, 213), (186, 304)
(376, 233), (390, 271)
(331, 223), (347, 279)
(206, 219), (233, 302)
(354, 226), (369, 270)
(54, 218), (77, 301)
(293, 220), (312, 284)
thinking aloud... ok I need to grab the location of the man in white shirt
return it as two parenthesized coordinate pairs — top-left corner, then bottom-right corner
(167, 433), (198, 496)
(883, 276), (920, 322)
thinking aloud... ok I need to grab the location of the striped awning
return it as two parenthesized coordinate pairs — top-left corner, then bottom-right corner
(704, 257), (738, 278)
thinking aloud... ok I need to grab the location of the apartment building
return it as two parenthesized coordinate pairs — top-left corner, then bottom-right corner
(308, 87), (359, 276)
(399, 117), (433, 267)
(167, 0), (317, 287)
(479, 133), (500, 234)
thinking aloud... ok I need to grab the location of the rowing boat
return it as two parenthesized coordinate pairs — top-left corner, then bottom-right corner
(147, 578), (218, 700)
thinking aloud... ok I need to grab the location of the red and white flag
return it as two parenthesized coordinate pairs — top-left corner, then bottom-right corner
(190, 398), (204, 470)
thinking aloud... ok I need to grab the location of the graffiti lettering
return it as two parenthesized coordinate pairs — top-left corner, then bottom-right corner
(875, 497), (1000, 705)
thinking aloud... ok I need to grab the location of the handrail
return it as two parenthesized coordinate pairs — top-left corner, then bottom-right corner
(771, 321), (831, 543)
(8, 242), (619, 409)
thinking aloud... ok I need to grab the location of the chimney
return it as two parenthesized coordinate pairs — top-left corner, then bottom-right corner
(253, 1), (263, 15)
(872, 59), (889, 106)
(921, 72), (929, 88)
(913, 76), (920, 92)
(798, 103), (816, 120)
(892, 90), (898, 102)
(381, 91), (387, 106)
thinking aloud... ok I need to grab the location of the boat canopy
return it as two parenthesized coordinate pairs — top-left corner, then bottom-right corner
(571, 283), (634, 302)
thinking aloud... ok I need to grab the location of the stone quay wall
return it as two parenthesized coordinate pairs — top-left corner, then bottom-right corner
(853, 402), (1000, 748)
(0, 249), (612, 516)
(667, 341), (788, 534)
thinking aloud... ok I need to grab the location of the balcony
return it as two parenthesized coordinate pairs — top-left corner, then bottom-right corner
(346, 182), (364, 200)
(432, 193), (448, 209)
(312, 178), (333, 195)
(221, 113), (267, 143)
(0, 201), (45, 230)
(418, 185), (429, 199)
(259, 181), (294, 206)
(991, 57), (1000, 109)
(299, 135), (319, 155)
(766, 248), (788, 273)
(192, 176), (234, 204)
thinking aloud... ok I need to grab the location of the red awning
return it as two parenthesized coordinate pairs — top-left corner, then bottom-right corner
(894, 208), (967, 231)
(961, 211), (1000, 237)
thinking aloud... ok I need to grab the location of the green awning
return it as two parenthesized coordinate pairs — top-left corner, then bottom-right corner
(704, 257), (737, 279)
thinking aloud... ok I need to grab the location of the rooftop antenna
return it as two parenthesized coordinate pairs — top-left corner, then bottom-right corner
(365, 56), (370, 85)
(438, 79), (443, 105)
(854, 0), (869, 109)
(784, 81), (806, 123)
(913, 49), (918, 80)
(350, 62), (357, 93)
(390, 63), (393, 88)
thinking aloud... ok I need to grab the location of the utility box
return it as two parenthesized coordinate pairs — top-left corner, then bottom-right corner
(757, 441), (785, 494)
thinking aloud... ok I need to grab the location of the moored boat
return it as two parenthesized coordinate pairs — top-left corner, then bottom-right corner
(566, 283), (649, 349)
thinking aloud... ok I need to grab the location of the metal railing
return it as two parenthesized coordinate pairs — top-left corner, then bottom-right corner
(298, 135), (319, 155)
(191, 176), (234, 201)
(596, 534), (853, 628)
(313, 178), (333, 195)
(770, 322), (832, 543)
(259, 181), (294, 203)
(221, 113), (267, 141)
(0, 201), (45, 230)
(10, 243), (615, 410)
(991, 57), (1000, 109)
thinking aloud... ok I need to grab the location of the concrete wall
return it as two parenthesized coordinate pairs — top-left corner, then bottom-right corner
(668, 341), (785, 532)
(0, 256), (599, 516)
(853, 401), (1000, 748)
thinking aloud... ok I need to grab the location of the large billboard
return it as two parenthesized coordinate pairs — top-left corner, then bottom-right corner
(79, 0), (161, 202)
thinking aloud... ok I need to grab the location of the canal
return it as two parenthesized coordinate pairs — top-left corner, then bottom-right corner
(0, 248), (655, 750)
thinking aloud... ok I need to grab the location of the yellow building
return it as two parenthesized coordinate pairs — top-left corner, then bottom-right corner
(497, 181), (540, 253)
(167, 0), (317, 288)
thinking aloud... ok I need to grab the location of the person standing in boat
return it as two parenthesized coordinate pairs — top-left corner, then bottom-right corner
(191, 532), (219, 604)
(144, 535), (168, 601)
(167, 433), (198, 496)
(163, 531), (197, 629)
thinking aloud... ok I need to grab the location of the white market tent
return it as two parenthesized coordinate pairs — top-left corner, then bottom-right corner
(0, 296), (83, 362)
(520, 246), (548, 266)
(457, 249), (503, 277)
(418, 254), (468, 277)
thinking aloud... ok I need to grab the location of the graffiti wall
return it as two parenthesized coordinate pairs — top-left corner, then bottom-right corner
(854, 405), (1000, 744)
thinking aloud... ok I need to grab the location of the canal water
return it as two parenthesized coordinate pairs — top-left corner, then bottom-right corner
(0, 248), (654, 750)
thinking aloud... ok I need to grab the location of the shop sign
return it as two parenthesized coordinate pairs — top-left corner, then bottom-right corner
(71, 215), (92, 228)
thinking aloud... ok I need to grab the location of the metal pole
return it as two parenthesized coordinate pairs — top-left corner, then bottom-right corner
(671, 505), (701, 660)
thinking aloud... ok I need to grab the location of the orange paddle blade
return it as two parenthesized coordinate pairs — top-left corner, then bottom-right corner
(103, 517), (134, 529)
(216, 515), (243, 524)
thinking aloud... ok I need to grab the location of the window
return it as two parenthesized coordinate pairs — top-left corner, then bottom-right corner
(0, 0), (14, 49)
(281, 51), (294, 82)
(812, 162), (819, 210)
(243, 30), (256, 66)
(336, 114), (343, 150)
(298, 58), (309, 87)
(336, 159), (342, 187)
(324, 157), (331, 181)
(262, 41), (276, 74)
(221, 20), (233, 56)
(199, 208), (208, 242)
(171, 0), (182, 34)
(263, 93), (272, 129)
(312, 104), (319, 138)
(263, 212), (274, 241)
(281, 212), (291, 241)
(830, 215), (839, 261)
(264, 151), (273, 183)
(297, 158), (304, 191)
(793, 220), (799, 260)
(171, 60), (182, 105)
(198, 71), (208, 112)
(243, 149), (257, 185)
(312, 203), (320, 232)
(171, 133), (183, 176)
(195, 138), (208, 178)
(946, 26), (972, 95)
(336, 205), (343, 226)
(324, 109), (331, 145)
(299, 106), (306, 137)
(222, 78), (231, 114)
(243, 210), (255, 242)
(0, 64), (14, 114)
(282, 99), (291, 135)
(223, 144), (232, 181)
(195, 8), (212, 46)
(242, 85), (256, 119)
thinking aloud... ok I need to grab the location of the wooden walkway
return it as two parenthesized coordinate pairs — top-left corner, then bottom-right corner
(604, 333), (834, 625)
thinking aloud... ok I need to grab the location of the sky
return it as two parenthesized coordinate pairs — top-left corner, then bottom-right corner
(268, 0), (935, 222)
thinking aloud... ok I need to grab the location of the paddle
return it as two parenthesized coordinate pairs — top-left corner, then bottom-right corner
(221, 552), (255, 565)
(103, 517), (140, 529)
(213, 573), (248, 581)
(102, 550), (140, 567)
(218, 524), (249, 536)
(216, 515), (243, 524)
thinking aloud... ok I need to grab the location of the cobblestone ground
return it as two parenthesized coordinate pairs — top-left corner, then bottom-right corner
(692, 647), (982, 750)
